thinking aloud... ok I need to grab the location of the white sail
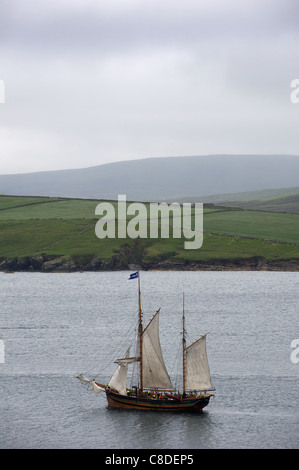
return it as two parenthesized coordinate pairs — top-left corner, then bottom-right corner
(185, 333), (214, 391)
(76, 373), (91, 385)
(91, 380), (104, 394)
(108, 348), (131, 395)
(76, 374), (106, 394)
(142, 309), (173, 390)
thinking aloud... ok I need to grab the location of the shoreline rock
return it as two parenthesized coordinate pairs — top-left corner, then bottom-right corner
(0, 255), (298, 272)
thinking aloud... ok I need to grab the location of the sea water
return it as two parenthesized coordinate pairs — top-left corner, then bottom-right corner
(0, 271), (298, 449)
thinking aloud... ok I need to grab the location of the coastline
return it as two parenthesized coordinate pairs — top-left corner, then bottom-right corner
(1, 254), (298, 272)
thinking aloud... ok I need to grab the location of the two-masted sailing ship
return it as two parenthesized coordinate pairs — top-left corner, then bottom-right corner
(77, 272), (215, 412)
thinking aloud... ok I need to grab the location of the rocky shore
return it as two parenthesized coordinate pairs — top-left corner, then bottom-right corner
(1, 254), (298, 272)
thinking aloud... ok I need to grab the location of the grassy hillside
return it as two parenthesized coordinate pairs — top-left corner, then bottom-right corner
(221, 193), (299, 213)
(203, 209), (299, 242)
(0, 196), (112, 219)
(179, 186), (299, 204)
(0, 195), (298, 270)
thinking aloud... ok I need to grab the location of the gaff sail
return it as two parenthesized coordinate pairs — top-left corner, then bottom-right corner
(108, 309), (173, 393)
(185, 334), (214, 391)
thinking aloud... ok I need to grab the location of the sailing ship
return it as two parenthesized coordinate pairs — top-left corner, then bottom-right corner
(77, 272), (215, 412)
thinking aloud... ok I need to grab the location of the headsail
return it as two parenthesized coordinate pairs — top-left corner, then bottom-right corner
(142, 309), (173, 390)
(185, 333), (214, 391)
(91, 380), (104, 394)
(76, 373), (105, 394)
(76, 373), (91, 385)
(108, 348), (132, 395)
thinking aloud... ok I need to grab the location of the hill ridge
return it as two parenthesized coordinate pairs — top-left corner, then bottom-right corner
(1, 154), (299, 201)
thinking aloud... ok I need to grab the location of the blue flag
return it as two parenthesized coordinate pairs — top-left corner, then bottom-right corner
(128, 271), (138, 280)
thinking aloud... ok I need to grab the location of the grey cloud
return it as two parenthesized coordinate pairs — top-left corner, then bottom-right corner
(0, 0), (298, 174)
(3, 0), (298, 53)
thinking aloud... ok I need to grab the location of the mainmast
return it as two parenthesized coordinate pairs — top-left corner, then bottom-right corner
(138, 271), (143, 392)
(182, 292), (186, 394)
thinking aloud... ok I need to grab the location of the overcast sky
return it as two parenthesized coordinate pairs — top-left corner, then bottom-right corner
(0, 0), (298, 174)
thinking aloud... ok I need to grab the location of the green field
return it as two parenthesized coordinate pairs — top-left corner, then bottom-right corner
(0, 195), (299, 268)
(204, 210), (299, 243)
(0, 196), (115, 219)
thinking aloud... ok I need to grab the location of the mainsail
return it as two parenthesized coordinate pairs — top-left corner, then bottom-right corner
(142, 309), (173, 390)
(108, 309), (173, 393)
(185, 334), (214, 391)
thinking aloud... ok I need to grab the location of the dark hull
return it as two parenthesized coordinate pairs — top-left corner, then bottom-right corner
(105, 389), (212, 412)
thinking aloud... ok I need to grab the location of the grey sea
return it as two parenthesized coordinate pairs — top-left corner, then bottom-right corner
(0, 270), (298, 449)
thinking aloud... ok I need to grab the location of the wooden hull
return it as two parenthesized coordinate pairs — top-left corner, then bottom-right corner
(105, 389), (212, 412)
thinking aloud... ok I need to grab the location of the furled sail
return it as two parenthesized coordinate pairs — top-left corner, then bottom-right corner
(185, 333), (214, 391)
(108, 348), (132, 395)
(142, 309), (173, 390)
(115, 356), (139, 365)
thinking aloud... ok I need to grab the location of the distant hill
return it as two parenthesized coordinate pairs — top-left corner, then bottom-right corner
(1, 154), (299, 201)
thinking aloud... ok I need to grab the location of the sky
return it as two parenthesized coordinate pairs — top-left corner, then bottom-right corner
(0, 0), (299, 174)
